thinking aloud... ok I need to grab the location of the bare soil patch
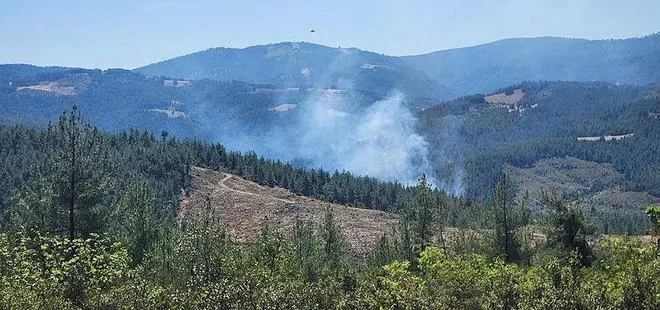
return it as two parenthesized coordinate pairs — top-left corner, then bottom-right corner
(17, 82), (76, 96)
(179, 167), (399, 256)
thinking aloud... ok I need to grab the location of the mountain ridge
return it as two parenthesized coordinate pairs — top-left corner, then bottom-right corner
(134, 41), (452, 102)
(403, 32), (660, 94)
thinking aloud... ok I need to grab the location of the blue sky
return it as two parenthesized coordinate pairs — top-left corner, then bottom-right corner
(1, 0), (659, 69)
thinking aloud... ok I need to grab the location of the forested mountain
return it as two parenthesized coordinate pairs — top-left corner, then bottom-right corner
(0, 65), (410, 168)
(0, 65), (340, 135)
(135, 42), (452, 103)
(134, 34), (660, 98)
(404, 33), (660, 94)
(419, 81), (660, 206)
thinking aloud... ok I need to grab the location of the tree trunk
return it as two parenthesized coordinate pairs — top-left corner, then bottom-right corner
(68, 120), (77, 241)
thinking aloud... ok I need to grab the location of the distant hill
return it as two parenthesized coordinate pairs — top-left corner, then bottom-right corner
(0, 67), (269, 136)
(503, 157), (658, 235)
(134, 42), (453, 103)
(0, 66), (390, 154)
(404, 33), (660, 95)
(135, 34), (660, 99)
(418, 81), (660, 199)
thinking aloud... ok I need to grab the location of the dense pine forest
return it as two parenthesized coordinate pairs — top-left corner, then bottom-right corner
(0, 108), (658, 309)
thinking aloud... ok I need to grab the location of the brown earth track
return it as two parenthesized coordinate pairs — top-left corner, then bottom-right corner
(217, 174), (294, 204)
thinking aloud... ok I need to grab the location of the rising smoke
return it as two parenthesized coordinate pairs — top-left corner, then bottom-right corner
(200, 43), (465, 193)
(291, 89), (433, 186)
(206, 86), (466, 192)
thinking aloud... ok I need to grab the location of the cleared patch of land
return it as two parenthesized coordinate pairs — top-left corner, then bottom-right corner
(179, 167), (399, 256)
(485, 89), (524, 105)
(361, 63), (395, 70)
(505, 156), (658, 212)
(504, 157), (623, 203)
(249, 87), (300, 94)
(163, 80), (191, 87)
(577, 133), (634, 142)
(17, 82), (76, 96)
(584, 190), (659, 211)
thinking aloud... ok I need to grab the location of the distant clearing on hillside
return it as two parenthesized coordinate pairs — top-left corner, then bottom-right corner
(584, 190), (660, 211)
(163, 80), (190, 87)
(17, 82), (76, 96)
(505, 157), (658, 216)
(249, 87), (300, 94)
(485, 89), (524, 105)
(504, 157), (623, 203)
(577, 133), (634, 142)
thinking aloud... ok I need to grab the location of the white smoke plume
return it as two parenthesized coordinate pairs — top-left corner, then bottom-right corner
(289, 90), (433, 186)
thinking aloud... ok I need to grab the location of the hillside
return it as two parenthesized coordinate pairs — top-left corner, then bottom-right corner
(503, 157), (624, 203)
(134, 34), (660, 98)
(404, 33), (660, 94)
(503, 157), (659, 234)
(2, 111), (657, 309)
(179, 167), (399, 256)
(419, 81), (660, 200)
(6, 33), (660, 111)
(135, 42), (452, 103)
(0, 66), (422, 168)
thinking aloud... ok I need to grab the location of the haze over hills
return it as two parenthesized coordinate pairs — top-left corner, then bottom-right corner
(135, 42), (452, 103)
(135, 33), (660, 97)
(1, 33), (660, 206)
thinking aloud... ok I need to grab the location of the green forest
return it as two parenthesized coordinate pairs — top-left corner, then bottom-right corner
(419, 81), (660, 199)
(0, 108), (658, 309)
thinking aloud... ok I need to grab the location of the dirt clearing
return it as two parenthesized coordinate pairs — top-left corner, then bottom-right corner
(179, 167), (399, 256)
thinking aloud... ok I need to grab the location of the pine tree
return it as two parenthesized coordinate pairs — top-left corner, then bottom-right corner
(646, 204), (660, 248)
(47, 106), (114, 240)
(543, 192), (595, 267)
(403, 175), (446, 255)
(490, 172), (529, 263)
(108, 178), (161, 265)
(321, 206), (345, 269)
